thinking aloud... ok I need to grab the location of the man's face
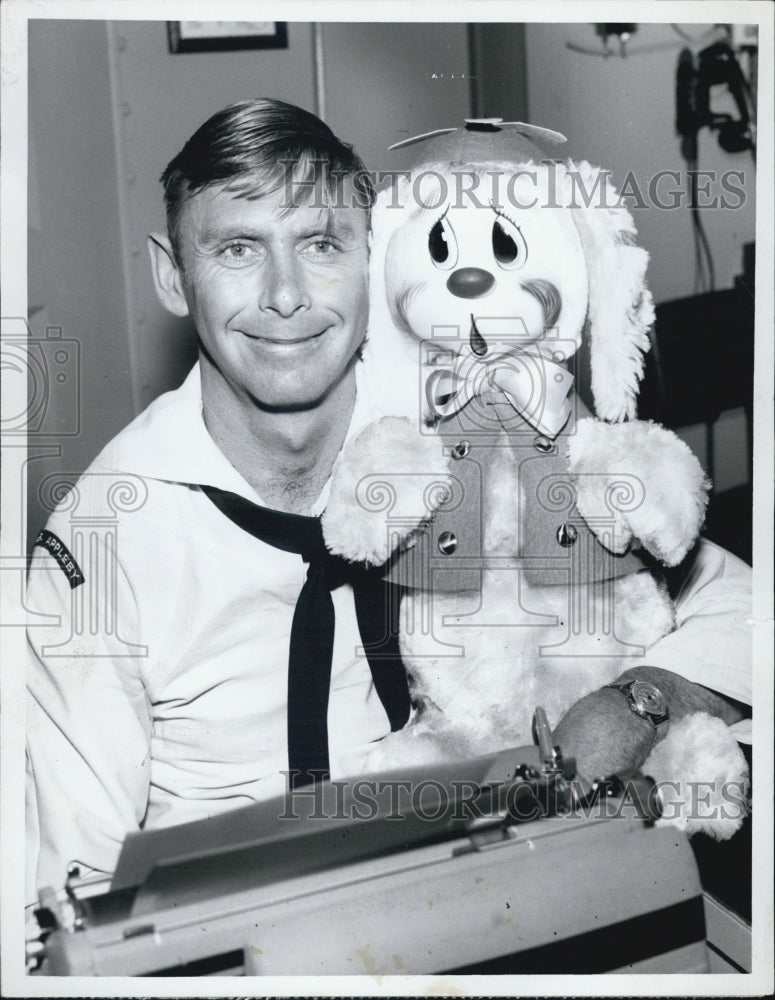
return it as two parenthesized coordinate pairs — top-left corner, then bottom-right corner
(173, 179), (370, 411)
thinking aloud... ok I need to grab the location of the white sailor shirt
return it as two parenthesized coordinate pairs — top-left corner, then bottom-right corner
(26, 361), (399, 896)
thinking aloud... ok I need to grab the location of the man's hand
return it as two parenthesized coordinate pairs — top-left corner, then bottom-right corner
(553, 666), (749, 780)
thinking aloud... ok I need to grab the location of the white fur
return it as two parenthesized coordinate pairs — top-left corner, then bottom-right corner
(567, 418), (710, 565)
(568, 161), (654, 421)
(646, 713), (749, 840)
(323, 416), (452, 564)
(323, 136), (743, 842)
(356, 177), (422, 425)
(394, 563), (675, 755)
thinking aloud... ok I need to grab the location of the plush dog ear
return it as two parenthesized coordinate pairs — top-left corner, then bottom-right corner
(360, 173), (423, 422)
(369, 173), (412, 327)
(568, 161), (655, 422)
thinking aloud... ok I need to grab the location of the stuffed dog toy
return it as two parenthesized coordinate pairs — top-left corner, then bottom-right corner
(323, 120), (748, 839)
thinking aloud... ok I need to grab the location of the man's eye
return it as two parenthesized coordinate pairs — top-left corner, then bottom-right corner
(304, 239), (338, 256)
(221, 242), (255, 264)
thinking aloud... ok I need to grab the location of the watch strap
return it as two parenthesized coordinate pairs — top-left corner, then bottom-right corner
(607, 679), (670, 741)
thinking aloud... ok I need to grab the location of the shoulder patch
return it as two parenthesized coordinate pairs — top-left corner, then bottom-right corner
(33, 529), (85, 589)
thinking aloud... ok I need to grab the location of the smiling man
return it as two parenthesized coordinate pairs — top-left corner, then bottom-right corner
(25, 99), (411, 896)
(150, 162), (370, 512)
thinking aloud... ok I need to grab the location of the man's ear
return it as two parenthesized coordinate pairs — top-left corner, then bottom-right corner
(147, 233), (190, 317)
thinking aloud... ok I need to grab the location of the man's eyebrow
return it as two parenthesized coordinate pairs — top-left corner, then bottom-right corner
(196, 224), (263, 245)
(196, 217), (360, 245)
(309, 217), (358, 239)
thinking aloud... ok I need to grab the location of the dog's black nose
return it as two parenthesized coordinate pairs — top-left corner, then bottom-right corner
(446, 267), (495, 299)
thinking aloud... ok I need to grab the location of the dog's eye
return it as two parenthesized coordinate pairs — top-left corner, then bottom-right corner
(428, 218), (458, 270)
(492, 216), (527, 270)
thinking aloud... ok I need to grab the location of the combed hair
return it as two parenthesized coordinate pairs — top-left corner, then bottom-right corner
(161, 98), (375, 260)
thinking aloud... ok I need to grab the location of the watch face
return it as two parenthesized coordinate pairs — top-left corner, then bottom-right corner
(631, 680), (668, 717)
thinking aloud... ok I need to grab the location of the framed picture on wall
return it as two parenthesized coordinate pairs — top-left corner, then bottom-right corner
(167, 21), (288, 54)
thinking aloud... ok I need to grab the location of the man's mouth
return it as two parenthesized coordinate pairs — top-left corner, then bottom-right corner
(241, 329), (326, 347)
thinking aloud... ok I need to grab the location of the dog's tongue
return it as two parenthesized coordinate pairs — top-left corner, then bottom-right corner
(469, 315), (488, 357)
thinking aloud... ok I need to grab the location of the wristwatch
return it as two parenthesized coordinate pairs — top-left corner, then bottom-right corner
(606, 679), (670, 742)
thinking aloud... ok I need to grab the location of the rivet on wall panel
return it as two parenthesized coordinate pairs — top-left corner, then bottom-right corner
(116, 36), (127, 52)
(121, 102), (131, 117)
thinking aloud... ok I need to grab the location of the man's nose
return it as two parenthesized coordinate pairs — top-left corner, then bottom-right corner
(259, 253), (311, 316)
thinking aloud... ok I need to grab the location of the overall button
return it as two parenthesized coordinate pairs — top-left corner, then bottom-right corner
(556, 523), (578, 547)
(534, 435), (553, 453)
(451, 440), (470, 460)
(438, 531), (458, 555)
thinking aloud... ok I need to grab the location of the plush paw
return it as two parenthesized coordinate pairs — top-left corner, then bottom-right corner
(323, 417), (452, 565)
(643, 712), (749, 841)
(567, 418), (709, 566)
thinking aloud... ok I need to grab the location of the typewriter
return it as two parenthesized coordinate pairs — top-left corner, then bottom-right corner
(28, 710), (714, 976)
